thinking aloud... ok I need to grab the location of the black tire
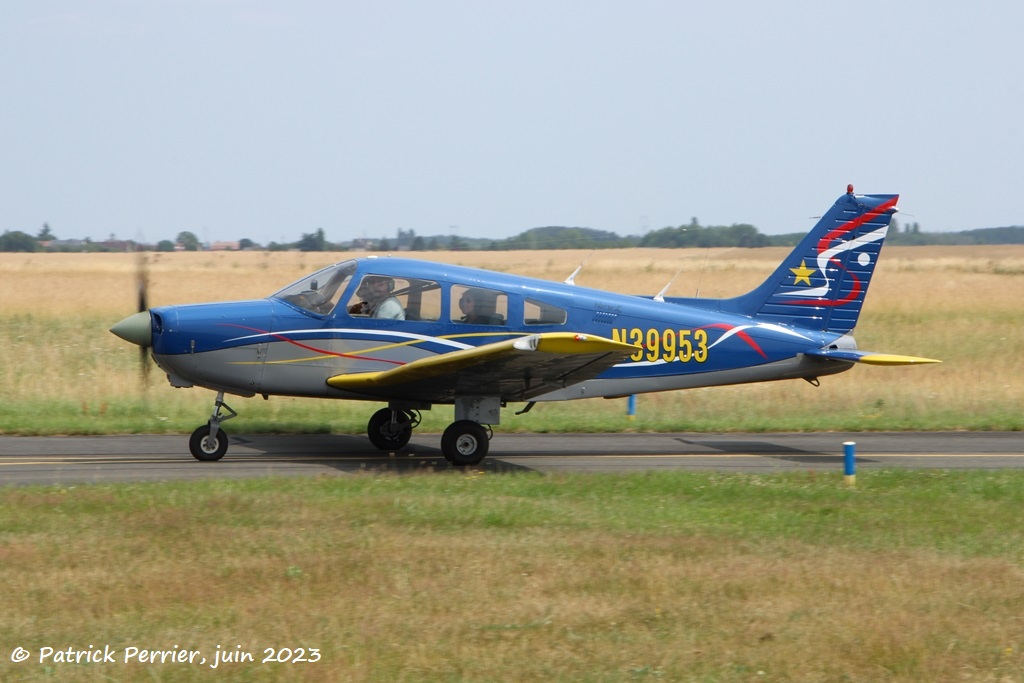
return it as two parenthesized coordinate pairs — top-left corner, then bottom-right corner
(441, 420), (489, 466)
(189, 424), (228, 461)
(367, 408), (413, 451)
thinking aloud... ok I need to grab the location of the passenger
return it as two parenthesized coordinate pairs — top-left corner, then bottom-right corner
(458, 288), (495, 324)
(349, 276), (405, 320)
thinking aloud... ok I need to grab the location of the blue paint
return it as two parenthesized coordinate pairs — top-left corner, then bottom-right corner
(843, 441), (856, 476)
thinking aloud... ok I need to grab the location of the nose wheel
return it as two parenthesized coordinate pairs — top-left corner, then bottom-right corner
(441, 420), (491, 466)
(189, 392), (237, 461)
(189, 424), (229, 461)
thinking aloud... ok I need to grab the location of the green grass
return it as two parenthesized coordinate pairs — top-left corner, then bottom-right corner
(2, 471), (1024, 681)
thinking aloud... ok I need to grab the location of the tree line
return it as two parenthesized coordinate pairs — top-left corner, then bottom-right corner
(3, 219), (1023, 253)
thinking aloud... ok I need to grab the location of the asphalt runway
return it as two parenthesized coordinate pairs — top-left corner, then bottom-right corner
(0, 432), (1021, 486)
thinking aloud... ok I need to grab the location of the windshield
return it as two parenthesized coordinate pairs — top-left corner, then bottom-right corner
(270, 260), (357, 315)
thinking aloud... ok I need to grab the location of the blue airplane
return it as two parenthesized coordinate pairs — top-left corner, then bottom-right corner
(110, 187), (939, 465)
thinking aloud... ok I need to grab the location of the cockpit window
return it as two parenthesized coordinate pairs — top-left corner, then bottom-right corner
(346, 275), (441, 322)
(271, 260), (357, 315)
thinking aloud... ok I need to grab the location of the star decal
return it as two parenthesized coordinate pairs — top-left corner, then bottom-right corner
(790, 260), (815, 286)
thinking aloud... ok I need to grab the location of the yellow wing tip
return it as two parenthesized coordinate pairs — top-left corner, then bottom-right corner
(327, 372), (384, 390)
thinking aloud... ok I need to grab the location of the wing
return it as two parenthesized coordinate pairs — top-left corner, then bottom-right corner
(803, 348), (941, 366)
(326, 332), (636, 403)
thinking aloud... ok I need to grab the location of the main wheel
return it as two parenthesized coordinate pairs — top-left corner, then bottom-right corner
(441, 420), (489, 466)
(367, 408), (413, 451)
(189, 424), (229, 461)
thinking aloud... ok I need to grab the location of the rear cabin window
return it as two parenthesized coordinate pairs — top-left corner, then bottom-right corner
(451, 285), (507, 325)
(346, 275), (441, 322)
(524, 298), (567, 325)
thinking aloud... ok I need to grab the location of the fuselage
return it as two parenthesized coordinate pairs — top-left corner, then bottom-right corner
(146, 256), (854, 403)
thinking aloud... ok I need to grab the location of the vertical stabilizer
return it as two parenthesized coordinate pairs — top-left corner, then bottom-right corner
(719, 187), (899, 333)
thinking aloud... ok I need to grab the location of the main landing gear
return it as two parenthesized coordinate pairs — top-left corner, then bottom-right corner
(366, 407), (420, 451)
(366, 397), (499, 467)
(189, 391), (237, 462)
(439, 420), (491, 466)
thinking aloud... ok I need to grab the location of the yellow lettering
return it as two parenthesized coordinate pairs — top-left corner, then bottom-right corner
(662, 329), (676, 362)
(678, 330), (692, 362)
(614, 326), (710, 364)
(645, 329), (660, 362)
(628, 328), (644, 361)
(694, 328), (709, 362)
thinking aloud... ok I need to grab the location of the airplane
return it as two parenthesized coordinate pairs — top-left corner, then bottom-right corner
(110, 186), (939, 466)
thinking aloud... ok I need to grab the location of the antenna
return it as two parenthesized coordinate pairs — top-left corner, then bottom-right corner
(563, 251), (594, 286)
(653, 267), (683, 302)
(694, 248), (711, 297)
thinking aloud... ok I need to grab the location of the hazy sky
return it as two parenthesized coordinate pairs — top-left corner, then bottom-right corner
(2, 1), (1021, 245)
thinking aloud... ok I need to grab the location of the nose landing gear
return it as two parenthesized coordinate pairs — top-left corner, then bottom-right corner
(189, 392), (237, 461)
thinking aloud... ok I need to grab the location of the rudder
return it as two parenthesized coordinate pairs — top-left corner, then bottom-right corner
(720, 187), (899, 333)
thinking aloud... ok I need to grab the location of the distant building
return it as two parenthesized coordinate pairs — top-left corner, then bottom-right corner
(210, 241), (241, 251)
(98, 240), (133, 252)
(349, 238), (376, 250)
(37, 239), (84, 251)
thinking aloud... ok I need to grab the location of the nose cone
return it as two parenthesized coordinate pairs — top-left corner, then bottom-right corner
(110, 311), (152, 347)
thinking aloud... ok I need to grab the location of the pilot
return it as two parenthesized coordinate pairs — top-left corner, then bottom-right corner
(458, 288), (494, 324)
(349, 276), (405, 320)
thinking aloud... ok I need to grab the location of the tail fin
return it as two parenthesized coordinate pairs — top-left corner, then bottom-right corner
(720, 187), (899, 333)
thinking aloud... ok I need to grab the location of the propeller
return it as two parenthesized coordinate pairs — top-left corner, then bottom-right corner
(110, 251), (153, 385)
(136, 253), (150, 383)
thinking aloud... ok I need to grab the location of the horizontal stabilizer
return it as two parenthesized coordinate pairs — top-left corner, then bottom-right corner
(804, 348), (941, 366)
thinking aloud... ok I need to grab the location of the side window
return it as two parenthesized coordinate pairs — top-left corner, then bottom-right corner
(452, 285), (507, 325)
(524, 298), (567, 325)
(404, 278), (441, 322)
(346, 275), (440, 322)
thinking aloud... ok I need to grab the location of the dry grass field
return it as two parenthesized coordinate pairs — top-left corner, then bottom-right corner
(0, 246), (1021, 434)
(2, 249), (1024, 682)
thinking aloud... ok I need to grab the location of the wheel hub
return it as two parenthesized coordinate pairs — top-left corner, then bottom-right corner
(455, 434), (478, 455)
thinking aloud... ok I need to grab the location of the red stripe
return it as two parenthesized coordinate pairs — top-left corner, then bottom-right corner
(701, 323), (768, 359)
(218, 323), (405, 366)
(816, 195), (898, 253)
